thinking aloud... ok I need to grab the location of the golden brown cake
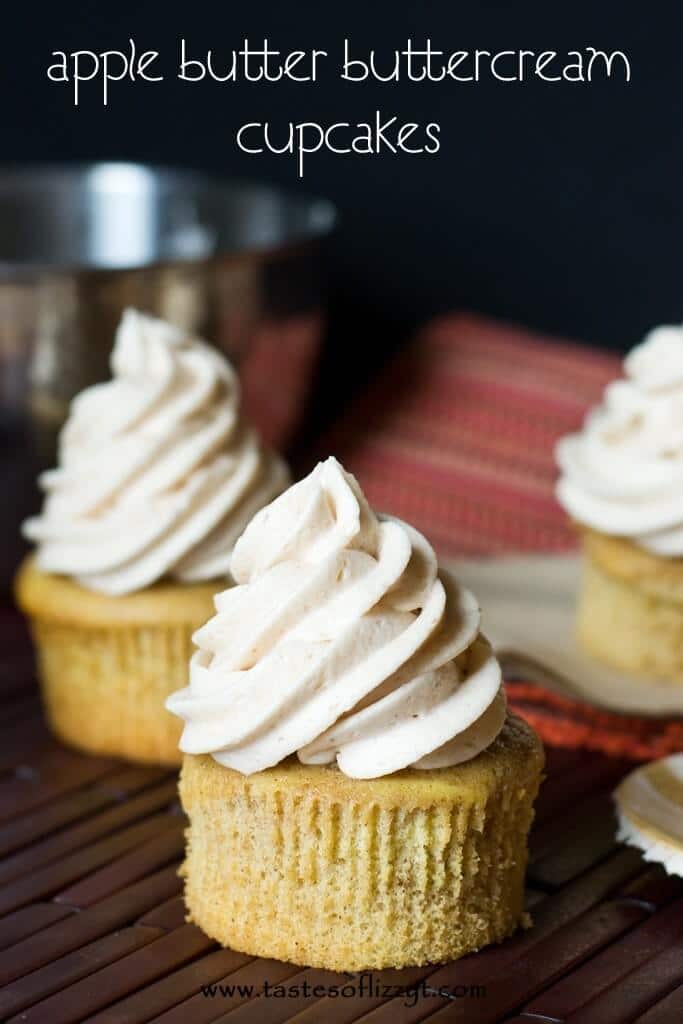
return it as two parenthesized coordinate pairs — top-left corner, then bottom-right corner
(577, 529), (683, 684)
(167, 458), (544, 970)
(16, 557), (218, 764)
(179, 715), (543, 971)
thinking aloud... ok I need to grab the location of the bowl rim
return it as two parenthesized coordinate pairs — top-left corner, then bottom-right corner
(0, 160), (338, 277)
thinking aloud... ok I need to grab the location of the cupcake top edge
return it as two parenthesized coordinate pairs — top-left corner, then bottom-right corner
(22, 308), (290, 596)
(555, 323), (683, 557)
(166, 456), (507, 780)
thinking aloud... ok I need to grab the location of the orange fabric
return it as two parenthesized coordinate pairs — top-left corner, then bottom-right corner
(507, 683), (683, 760)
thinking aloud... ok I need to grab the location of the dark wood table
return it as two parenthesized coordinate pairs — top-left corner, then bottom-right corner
(1, 612), (682, 1024)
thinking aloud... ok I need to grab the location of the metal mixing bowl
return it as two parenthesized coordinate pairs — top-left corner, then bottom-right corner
(0, 162), (336, 586)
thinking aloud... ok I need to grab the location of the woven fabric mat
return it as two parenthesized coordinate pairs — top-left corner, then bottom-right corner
(240, 313), (323, 450)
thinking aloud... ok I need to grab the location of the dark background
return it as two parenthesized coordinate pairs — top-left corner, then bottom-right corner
(3, 1), (682, 375)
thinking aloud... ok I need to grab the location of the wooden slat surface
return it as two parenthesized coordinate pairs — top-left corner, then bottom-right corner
(1, 611), (681, 1024)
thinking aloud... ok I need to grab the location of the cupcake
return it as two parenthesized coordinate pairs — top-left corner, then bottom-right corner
(557, 325), (683, 684)
(16, 309), (290, 764)
(167, 457), (543, 971)
(614, 753), (683, 877)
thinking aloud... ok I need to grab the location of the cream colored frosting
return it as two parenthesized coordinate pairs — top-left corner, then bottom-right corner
(614, 753), (683, 877)
(556, 324), (683, 556)
(166, 457), (506, 779)
(23, 309), (290, 595)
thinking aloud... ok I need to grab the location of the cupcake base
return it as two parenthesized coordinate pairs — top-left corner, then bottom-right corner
(578, 530), (683, 685)
(179, 715), (544, 971)
(15, 557), (219, 765)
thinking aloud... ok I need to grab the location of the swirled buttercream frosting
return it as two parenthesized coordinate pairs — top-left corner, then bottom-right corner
(23, 309), (290, 595)
(556, 324), (683, 556)
(166, 457), (506, 778)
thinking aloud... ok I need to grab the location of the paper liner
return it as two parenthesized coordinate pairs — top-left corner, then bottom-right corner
(15, 557), (219, 764)
(614, 754), (683, 878)
(178, 715), (544, 971)
(30, 618), (195, 764)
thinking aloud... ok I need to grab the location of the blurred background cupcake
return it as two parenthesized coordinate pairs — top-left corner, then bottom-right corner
(556, 325), (683, 685)
(16, 309), (290, 764)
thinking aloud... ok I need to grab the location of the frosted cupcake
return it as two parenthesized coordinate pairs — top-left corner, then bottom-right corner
(614, 753), (683, 877)
(167, 457), (543, 971)
(16, 309), (289, 764)
(557, 324), (683, 684)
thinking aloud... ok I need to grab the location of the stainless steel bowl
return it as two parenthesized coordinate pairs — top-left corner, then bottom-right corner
(0, 162), (336, 586)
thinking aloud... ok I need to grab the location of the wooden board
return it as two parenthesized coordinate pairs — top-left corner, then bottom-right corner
(1, 611), (682, 1024)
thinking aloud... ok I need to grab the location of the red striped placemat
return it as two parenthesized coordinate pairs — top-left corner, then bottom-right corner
(241, 313), (323, 449)
(320, 311), (620, 556)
